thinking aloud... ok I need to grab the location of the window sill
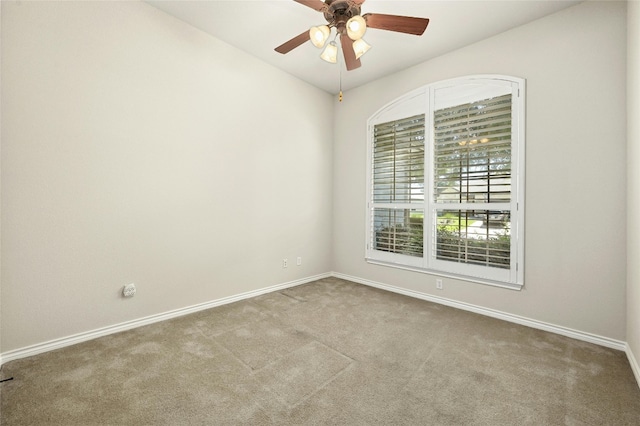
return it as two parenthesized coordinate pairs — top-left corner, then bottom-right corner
(365, 258), (523, 291)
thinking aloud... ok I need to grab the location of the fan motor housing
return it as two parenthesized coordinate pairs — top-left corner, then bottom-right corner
(323, 0), (361, 25)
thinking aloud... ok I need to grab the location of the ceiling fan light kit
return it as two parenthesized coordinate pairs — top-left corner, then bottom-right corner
(275, 0), (430, 71)
(310, 25), (331, 48)
(346, 14), (367, 40)
(320, 41), (339, 63)
(352, 38), (370, 60)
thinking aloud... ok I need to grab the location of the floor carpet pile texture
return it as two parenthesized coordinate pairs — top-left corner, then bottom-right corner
(1, 277), (639, 424)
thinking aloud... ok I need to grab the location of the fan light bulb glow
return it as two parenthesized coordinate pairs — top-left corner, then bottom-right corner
(309, 25), (330, 48)
(352, 38), (371, 59)
(346, 15), (367, 40)
(320, 41), (338, 63)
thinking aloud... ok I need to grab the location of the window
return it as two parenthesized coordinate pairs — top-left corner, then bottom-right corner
(366, 76), (524, 289)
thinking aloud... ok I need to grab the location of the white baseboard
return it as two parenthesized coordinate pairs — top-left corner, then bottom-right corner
(1, 270), (634, 381)
(332, 272), (627, 352)
(627, 344), (640, 390)
(0, 273), (331, 366)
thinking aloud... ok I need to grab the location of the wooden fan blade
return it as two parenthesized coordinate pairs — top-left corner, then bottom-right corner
(275, 30), (310, 54)
(341, 33), (361, 71)
(363, 13), (429, 36)
(294, 0), (326, 12)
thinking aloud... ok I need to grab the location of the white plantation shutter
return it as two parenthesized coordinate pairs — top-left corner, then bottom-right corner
(433, 94), (512, 205)
(371, 208), (424, 258)
(370, 115), (425, 260)
(431, 93), (513, 274)
(366, 76), (524, 289)
(373, 115), (425, 204)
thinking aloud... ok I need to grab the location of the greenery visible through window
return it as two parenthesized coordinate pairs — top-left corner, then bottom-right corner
(366, 76), (524, 289)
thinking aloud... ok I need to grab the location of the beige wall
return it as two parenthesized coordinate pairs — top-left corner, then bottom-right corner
(628, 0), (640, 374)
(333, 1), (628, 340)
(0, 2), (3, 358)
(0, 1), (334, 352)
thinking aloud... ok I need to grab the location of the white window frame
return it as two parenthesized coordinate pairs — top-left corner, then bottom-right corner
(365, 75), (525, 290)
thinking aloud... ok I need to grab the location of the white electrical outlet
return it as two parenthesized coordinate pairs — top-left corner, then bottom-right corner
(436, 279), (443, 290)
(297, 257), (302, 266)
(283, 258), (288, 268)
(123, 283), (136, 297)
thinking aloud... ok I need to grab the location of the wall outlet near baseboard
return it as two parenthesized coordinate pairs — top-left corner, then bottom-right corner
(283, 258), (288, 268)
(436, 279), (443, 290)
(123, 283), (136, 297)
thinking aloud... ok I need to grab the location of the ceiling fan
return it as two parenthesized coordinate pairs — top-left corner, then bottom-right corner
(275, 0), (430, 71)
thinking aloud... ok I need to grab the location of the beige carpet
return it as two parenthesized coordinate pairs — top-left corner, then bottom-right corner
(1, 277), (639, 425)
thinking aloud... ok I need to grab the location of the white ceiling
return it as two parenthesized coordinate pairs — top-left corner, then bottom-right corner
(145, 0), (582, 94)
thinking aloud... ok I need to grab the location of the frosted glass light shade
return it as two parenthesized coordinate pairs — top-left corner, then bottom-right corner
(353, 38), (371, 59)
(320, 41), (338, 63)
(346, 15), (367, 40)
(309, 25), (330, 48)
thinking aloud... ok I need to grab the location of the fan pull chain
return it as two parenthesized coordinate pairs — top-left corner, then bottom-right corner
(339, 65), (343, 102)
